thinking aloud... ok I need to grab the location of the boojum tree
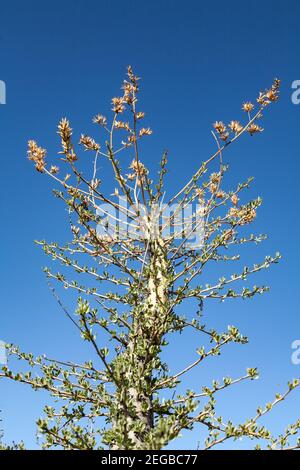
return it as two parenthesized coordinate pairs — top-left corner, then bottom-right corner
(1, 67), (300, 450)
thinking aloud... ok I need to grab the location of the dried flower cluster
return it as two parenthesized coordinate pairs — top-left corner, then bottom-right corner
(93, 114), (107, 126)
(57, 118), (77, 162)
(229, 205), (257, 225)
(79, 134), (100, 151)
(27, 140), (47, 172)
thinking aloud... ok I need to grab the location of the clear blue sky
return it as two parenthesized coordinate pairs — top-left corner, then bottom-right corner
(1, 0), (300, 449)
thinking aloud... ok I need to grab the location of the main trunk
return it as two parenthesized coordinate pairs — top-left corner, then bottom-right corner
(110, 237), (170, 449)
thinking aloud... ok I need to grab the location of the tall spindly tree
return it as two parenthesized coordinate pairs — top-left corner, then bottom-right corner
(1, 68), (300, 450)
